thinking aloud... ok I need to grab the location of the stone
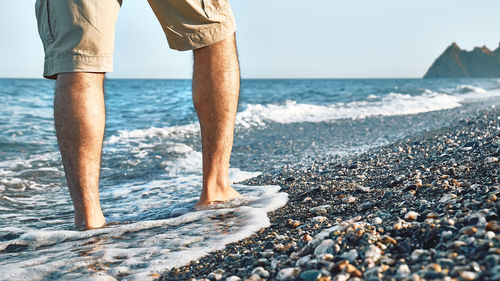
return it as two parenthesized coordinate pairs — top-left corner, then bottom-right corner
(357, 185), (371, 192)
(437, 258), (454, 269)
(485, 255), (500, 269)
(485, 157), (499, 163)
(373, 217), (383, 225)
(340, 249), (358, 262)
(345, 264), (362, 277)
(299, 270), (322, 281)
(264, 241), (274, 249)
(460, 271), (478, 280)
(343, 195), (356, 203)
(257, 257), (271, 267)
(302, 234), (313, 242)
(310, 205), (331, 216)
(251, 267), (270, 278)
(396, 264), (411, 276)
(225, 276), (241, 281)
(364, 245), (382, 262)
(411, 249), (429, 261)
(296, 255), (312, 267)
(311, 216), (328, 223)
(381, 235), (397, 245)
(207, 271), (223, 281)
(404, 211), (419, 221)
(246, 274), (262, 281)
(486, 221), (500, 233)
(462, 226), (477, 236)
(314, 239), (335, 256)
(260, 249), (274, 258)
(333, 273), (350, 281)
(439, 194), (457, 203)
(277, 268), (300, 280)
(287, 219), (301, 228)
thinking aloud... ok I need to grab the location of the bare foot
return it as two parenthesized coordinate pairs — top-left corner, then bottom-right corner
(75, 213), (106, 231)
(196, 185), (242, 208)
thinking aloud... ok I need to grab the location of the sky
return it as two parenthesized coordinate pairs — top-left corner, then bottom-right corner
(1, 0), (500, 79)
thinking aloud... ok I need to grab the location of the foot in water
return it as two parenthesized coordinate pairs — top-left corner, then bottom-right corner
(195, 185), (243, 209)
(75, 213), (106, 231)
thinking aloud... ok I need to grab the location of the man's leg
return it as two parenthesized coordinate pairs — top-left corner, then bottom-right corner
(193, 34), (241, 206)
(54, 73), (106, 229)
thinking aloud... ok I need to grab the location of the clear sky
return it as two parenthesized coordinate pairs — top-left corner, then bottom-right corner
(1, 1), (499, 79)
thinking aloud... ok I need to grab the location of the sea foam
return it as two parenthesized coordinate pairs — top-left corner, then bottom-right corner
(0, 183), (288, 280)
(107, 88), (500, 144)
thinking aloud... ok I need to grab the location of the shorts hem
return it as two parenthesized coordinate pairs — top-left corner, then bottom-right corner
(43, 55), (113, 80)
(167, 15), (236, 51)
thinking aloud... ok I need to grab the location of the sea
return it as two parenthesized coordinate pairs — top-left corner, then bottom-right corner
(1, 78), (500, 280)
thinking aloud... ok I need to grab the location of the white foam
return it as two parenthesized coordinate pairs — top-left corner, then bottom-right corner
(106, 123), (199, 144)
(104, 88), (500, 145)
(236, 91), (463, 126)
(0, 185), (288, 281)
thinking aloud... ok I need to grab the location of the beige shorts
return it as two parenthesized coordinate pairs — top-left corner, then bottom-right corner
(35, 0), (236, 79)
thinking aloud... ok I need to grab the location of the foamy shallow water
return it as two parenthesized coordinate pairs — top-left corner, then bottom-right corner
(0, 183), (287, 280)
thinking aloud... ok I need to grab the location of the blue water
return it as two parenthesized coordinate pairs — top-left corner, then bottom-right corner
(1, 78), (500, 280)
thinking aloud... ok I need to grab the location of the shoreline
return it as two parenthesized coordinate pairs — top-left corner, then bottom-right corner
(163, 108), (500, 280)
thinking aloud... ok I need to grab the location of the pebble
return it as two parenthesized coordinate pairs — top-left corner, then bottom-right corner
(462, 226), (477, 236)
(260, 249), (274, 258)
(373, 217), (383, 224)
(485, 157), (499, 163)
(381, 235), (397, 245)
(357, 185), (371, 192)
(303, 196), (313, 203)
(333, 273), (350, 281)
(437, 258), (454, 269)
(396, 264), (411, 276)
(486, 221), (500, 233)
(302, 234), (313, 242)
(251, 267), (270, 278)
(207, 270), (223, 280)
(404, 211), (419, 221)
(299, 270), (322, 281)
(364, 244), (382, 262)
(411, 249), (429, 261)
(310, 205), (331, 216)
(287, 219), (301, 228)
(343, 195), (356, 203)
(439, 194), (457, 203)
(340, 249), (358, 262)
(311, 216), (328, 223)
(225, 276), (241, 281)
(314, 239), (335, 255)
(296, 255), (311, 267)
(345, 264), (362, 277)
(246, 274), (262, 281)
(277, 268), (300, 280)
(489, 194), (498, 202)
(460, 271), (478, 280)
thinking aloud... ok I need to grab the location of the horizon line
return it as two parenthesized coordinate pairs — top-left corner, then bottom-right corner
(1, 76), (430, 80)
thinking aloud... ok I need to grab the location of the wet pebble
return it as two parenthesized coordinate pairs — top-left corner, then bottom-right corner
(277, 267), (300, 280)
(310, 205), (331, 216)
(251, 267), (269, 278)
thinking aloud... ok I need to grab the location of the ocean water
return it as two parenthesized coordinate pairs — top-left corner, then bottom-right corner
(1, 78), (500, 280)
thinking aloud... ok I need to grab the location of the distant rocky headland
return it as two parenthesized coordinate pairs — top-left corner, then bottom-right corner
(424, 42), (500, 78)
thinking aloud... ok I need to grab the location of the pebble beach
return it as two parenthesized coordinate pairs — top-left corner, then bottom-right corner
(160, 107), (500, 281)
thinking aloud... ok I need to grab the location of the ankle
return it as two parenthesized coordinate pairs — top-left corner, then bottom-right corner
(75, 209), (106, 230)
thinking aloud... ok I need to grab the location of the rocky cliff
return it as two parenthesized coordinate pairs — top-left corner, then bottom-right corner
(424, 42), (500, 78)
